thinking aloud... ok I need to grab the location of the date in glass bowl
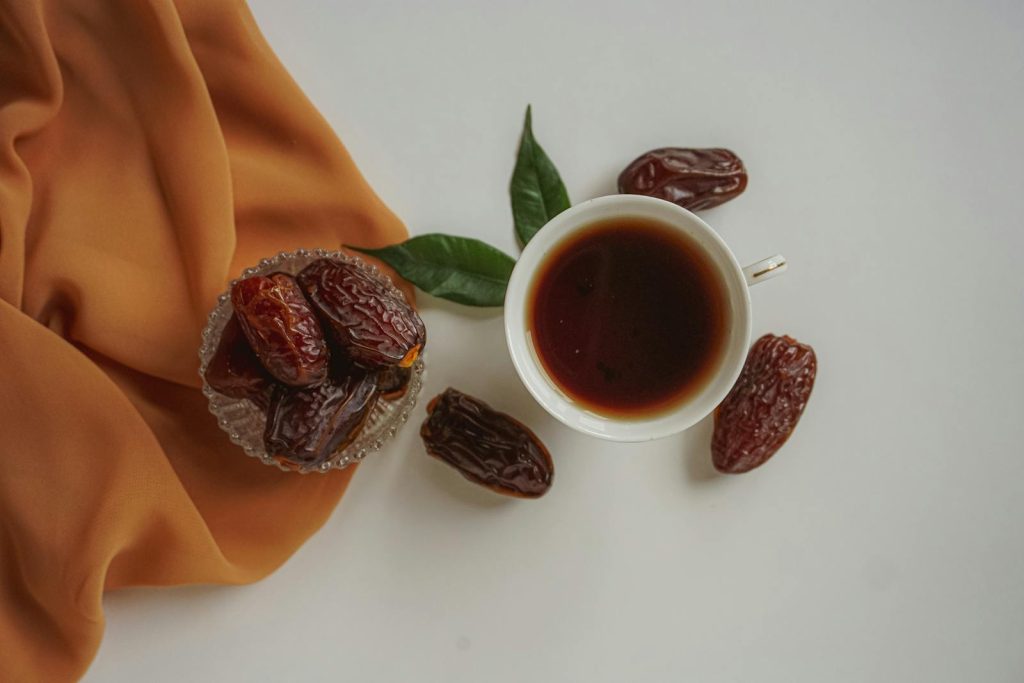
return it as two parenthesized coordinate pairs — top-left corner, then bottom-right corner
(198, 248), (425, 474)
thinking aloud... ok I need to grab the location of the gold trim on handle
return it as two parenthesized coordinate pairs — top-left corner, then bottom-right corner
(751, 260), (786, 279)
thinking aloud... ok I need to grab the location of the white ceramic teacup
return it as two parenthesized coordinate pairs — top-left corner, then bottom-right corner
(504, 194), (786, 442)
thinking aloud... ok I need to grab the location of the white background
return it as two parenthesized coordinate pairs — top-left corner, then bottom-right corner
(88, 1), (1024, 681)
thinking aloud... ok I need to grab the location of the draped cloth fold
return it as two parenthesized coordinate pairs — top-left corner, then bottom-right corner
(0, 1), (407, 679)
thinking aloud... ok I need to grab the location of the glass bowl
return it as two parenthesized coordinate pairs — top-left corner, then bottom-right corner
(198, 248), (425, 473)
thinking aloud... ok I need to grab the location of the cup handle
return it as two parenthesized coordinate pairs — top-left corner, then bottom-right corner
(742, 254), (787, 286)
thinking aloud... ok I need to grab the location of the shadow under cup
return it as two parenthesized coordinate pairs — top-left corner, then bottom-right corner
(504, 195), (752, 443)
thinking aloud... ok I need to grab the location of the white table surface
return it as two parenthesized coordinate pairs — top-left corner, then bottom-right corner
(88, 1), (1024, 681)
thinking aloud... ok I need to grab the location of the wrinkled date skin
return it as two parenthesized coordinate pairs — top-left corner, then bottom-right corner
(264, 370), (380, 468)
(712, 334), (817, 474)
(376, 365), (412, 400)
(231, 273), (330, 387)
(297, 258), (426, 369)
(618, 148), (748, 211)
(203, 314), (273, 408)
(420, 388), (553, 498)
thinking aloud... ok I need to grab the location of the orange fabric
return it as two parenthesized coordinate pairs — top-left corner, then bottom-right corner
(0, 1), (408, 680)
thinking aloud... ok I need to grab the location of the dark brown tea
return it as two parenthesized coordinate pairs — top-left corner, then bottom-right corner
(529, 217), (726, 417)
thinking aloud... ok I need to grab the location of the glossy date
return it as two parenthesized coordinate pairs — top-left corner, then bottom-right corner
(203, 314), (273, 408)
(297, 258), (426, 369)
(420, 388), (553, 498)
(712, 334), (817, 474)
(264, 370), (380, 468)
(618, 147), (747, 211)
(231, 273), (330, 387)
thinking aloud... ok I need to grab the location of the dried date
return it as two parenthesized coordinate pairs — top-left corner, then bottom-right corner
(231, 273), (329, 387)
(618, 148), (747, 211)
(264, 370), (380, 468)
(712, 334), (817, 474)
(297, 258), (426, 369)
(203, 314), (273, 408)
(420, 388), (553, 498)
(375, 365), (412, 400)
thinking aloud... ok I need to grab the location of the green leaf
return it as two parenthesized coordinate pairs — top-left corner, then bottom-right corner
(510, 105), (570, 246)
(348, 234), (515, 307)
